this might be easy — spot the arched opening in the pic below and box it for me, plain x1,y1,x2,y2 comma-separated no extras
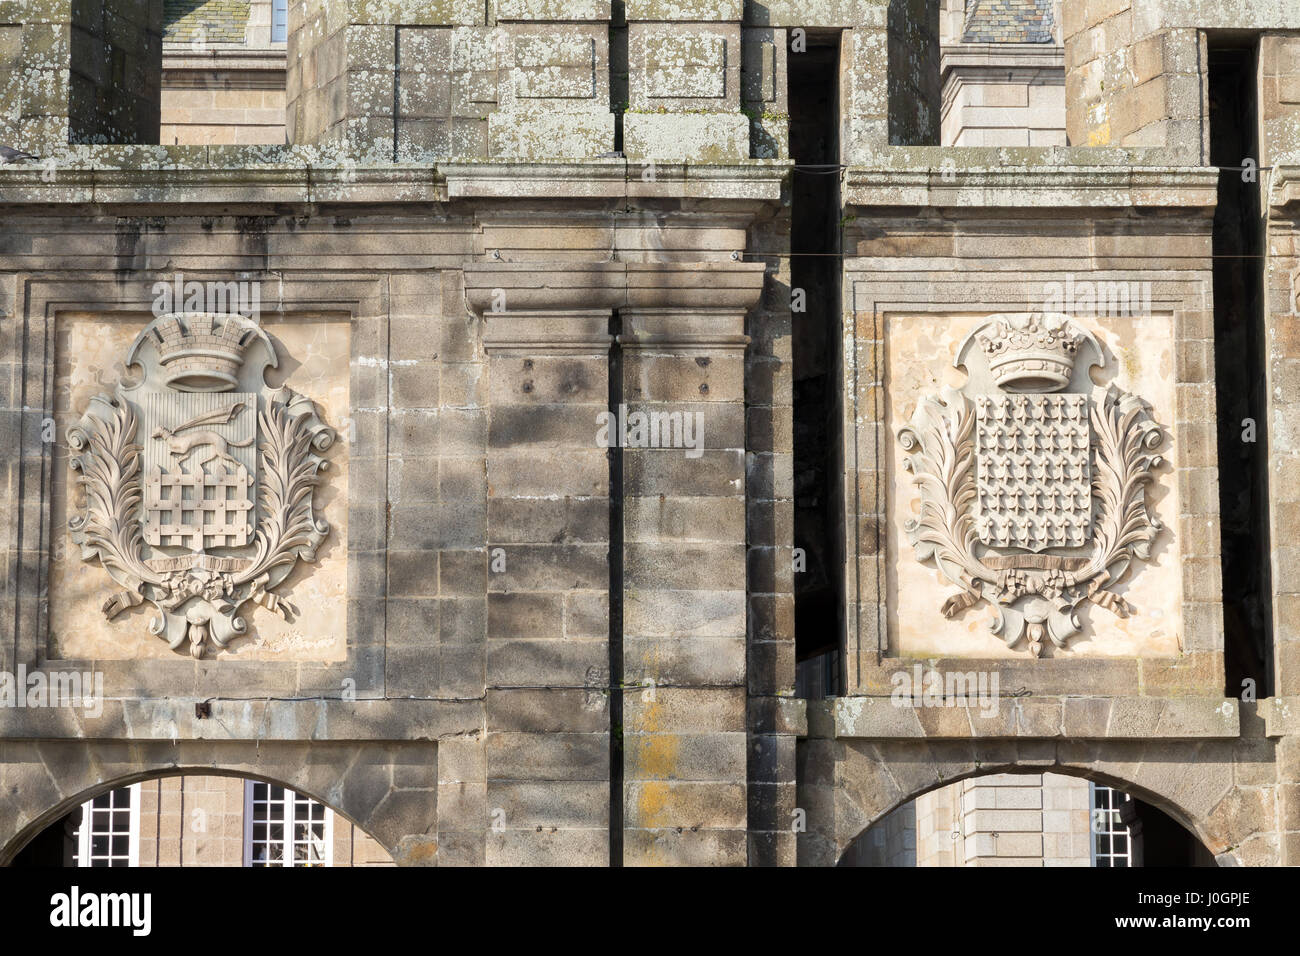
838,770,1216,867
7,772,393,868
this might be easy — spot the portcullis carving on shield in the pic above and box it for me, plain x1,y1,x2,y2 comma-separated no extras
896,313,1164,657
67,312,335,658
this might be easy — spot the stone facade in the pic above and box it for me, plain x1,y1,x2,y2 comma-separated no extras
0,0,1297,868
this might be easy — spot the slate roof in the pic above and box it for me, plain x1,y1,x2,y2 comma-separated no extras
163,0,251,44
963,0,1056,43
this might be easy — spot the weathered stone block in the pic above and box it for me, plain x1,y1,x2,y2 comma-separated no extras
488,109,615,159
623,111,749,161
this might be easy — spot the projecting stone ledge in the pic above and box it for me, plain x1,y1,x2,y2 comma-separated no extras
441,159,788,200
0,151,790,205
808,695,1243,741
844,164,1220,209
1261,696,1300,737
0,698,482,742
1269,165,1300,208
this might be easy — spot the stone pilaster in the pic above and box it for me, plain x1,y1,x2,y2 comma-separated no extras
286,0,486,154
742,25,788,159
466,271,614,866
1061,3,1203,156
488,1,615,159
619,281,756,865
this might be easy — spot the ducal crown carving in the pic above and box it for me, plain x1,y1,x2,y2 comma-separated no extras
977,312,1081,392
152,312,260,392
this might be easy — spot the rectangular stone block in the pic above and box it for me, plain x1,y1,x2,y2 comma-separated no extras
488,109,615,159
512,34,598,99
496,0,611,19
488,592,566,640
486,828,607,866
644,33,726,99
486,732,608,780
626,0,741,20
623,111,748,161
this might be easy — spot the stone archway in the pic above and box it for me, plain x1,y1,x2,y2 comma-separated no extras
796,737,1277,867
839,770,1215,866
0,739,438,866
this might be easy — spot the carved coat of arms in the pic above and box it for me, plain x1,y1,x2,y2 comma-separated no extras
897,313,1164,657
68,312,335,658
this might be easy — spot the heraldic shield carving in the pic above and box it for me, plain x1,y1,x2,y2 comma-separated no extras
896,313,1165,658
67,312,335,658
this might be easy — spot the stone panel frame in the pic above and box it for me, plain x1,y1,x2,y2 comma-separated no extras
6,273,391,700
841,243,1224,698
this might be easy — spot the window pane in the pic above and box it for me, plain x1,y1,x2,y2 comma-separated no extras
271,0,288,43
246,783,330,867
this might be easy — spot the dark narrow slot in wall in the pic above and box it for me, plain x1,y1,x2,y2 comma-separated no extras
611,1,628,153
1207,39,1274,698
789,35,844,697
607,311,624,866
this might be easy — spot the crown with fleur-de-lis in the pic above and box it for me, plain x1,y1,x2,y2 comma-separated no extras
977,313,1082,392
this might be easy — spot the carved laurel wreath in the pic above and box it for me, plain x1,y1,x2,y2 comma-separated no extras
897,384,1164,656
68,389,332,657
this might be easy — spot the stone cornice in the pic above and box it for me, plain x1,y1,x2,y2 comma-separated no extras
844,164,1220,209
162,47,287,72
482,309,613,354
618,307,751,351
0,161,447,205
0,156,789,207
1269,165,1300,210
442,160,789,201
941,42,1065,73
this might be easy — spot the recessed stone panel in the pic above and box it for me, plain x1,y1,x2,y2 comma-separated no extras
883,311,1183,660
512,34,597,99
643,33,726,98
48,313,351,662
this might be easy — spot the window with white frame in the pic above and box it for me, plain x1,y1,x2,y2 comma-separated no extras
1091,783,1133,867
74,784,140,867
244,782,333,866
